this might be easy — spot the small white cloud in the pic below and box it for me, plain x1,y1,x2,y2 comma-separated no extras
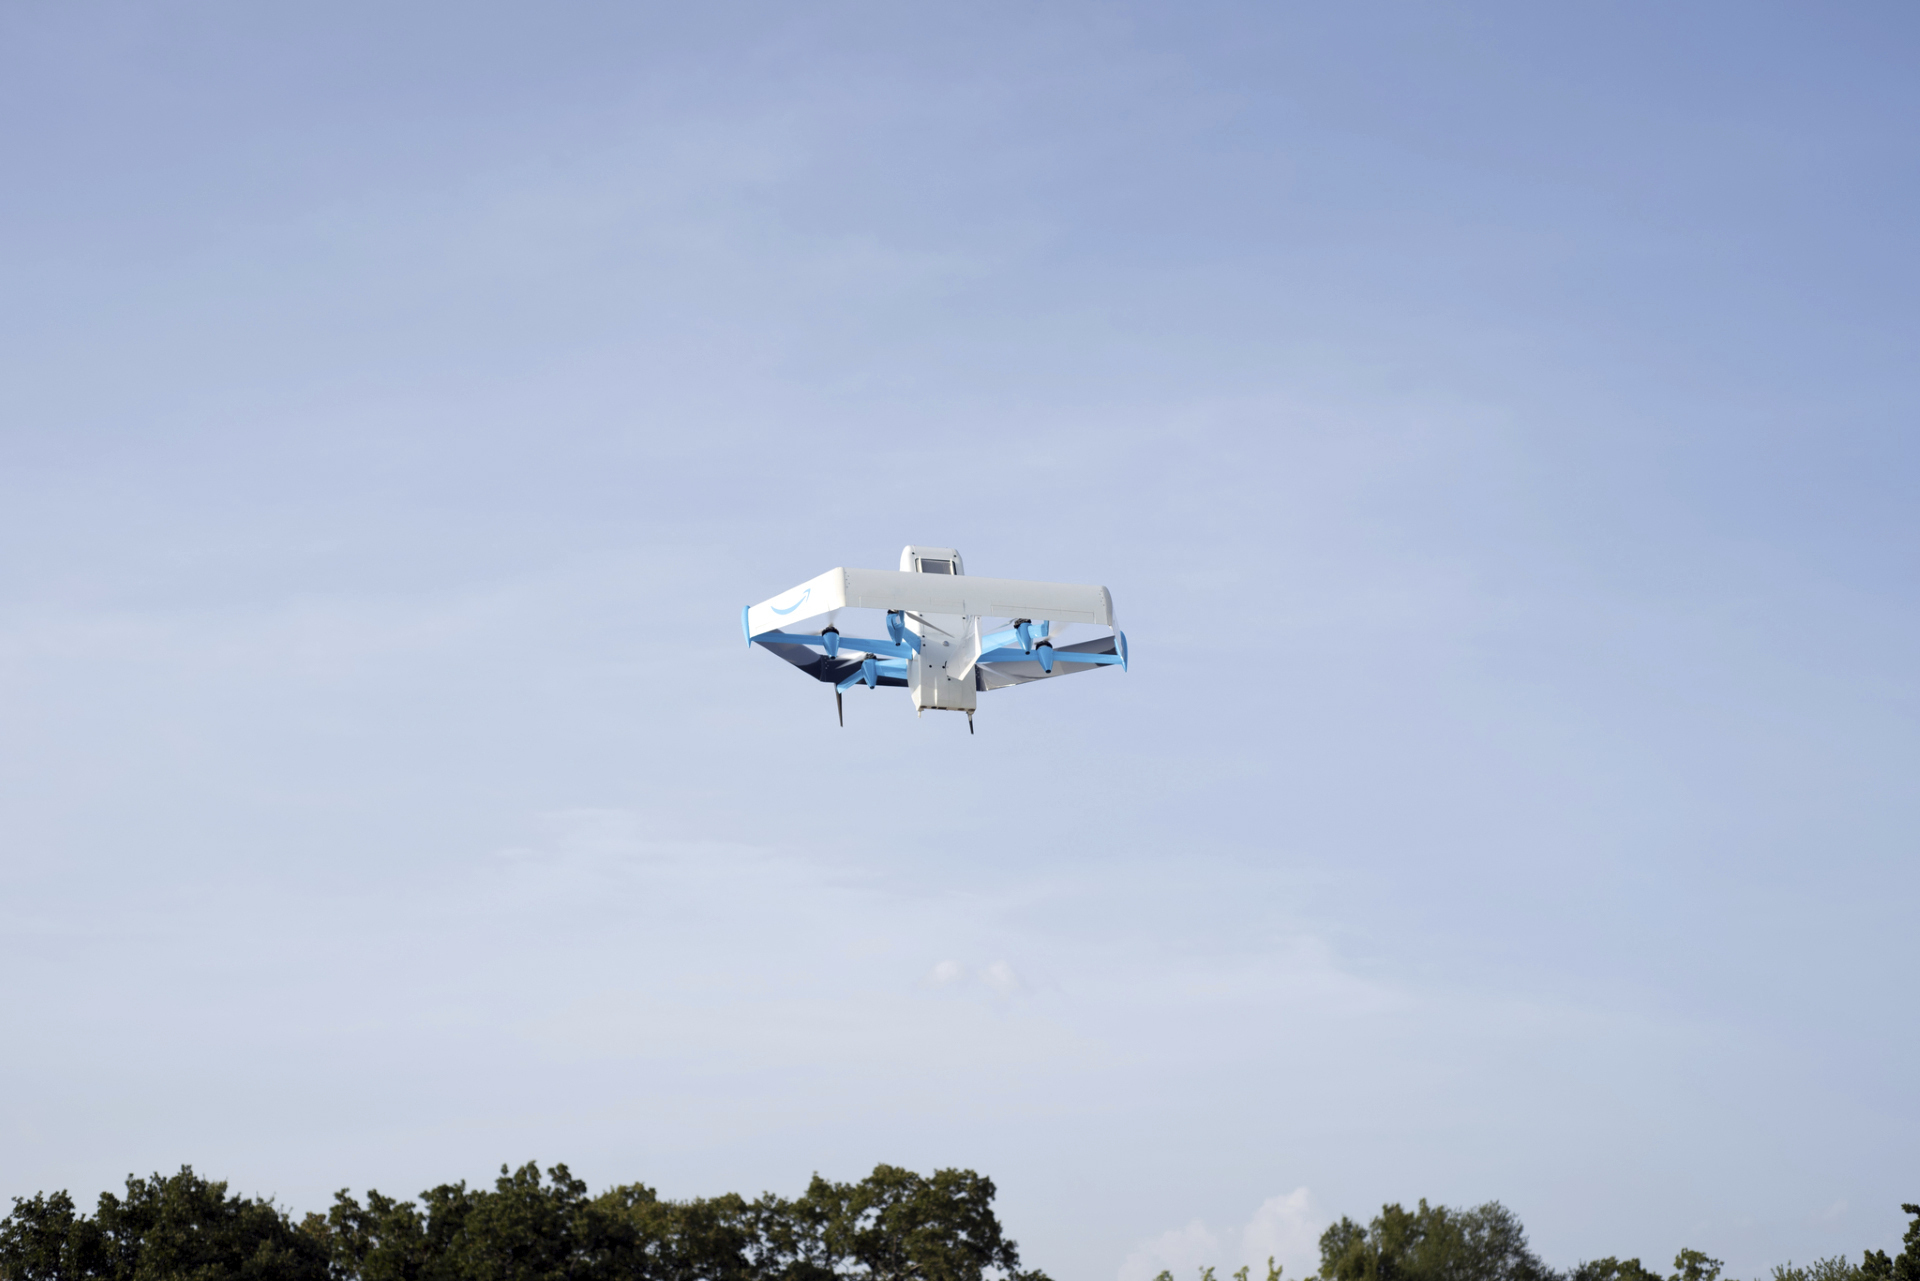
1119,1219,1220,1281
1118,1190,1322,1281
983,960,1022,995
1241,1188,1322,1281
927,959,965,986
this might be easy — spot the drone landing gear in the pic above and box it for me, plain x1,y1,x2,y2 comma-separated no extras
836,690,843,727
968,712,974,735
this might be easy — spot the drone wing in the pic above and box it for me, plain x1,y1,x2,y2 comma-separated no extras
755,636,911,688
974,632,1127,689
742,568,921,690
743,567,1124,696
744,568,1113,638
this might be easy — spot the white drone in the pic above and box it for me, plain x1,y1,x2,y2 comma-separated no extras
743,545,1128,731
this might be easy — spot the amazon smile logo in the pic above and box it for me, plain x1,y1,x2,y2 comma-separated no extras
770,588,811,615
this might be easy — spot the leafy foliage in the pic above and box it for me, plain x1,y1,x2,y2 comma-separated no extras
1770,1257,1872,1281
1569,1257,1664,1281
1315,1199,1554,1281
1899,1205,1920,1281
7,1172,1915,1281
0,1169,329,1281
1672,1250,1725,1281
1,1165,1043,1281
1178,1198,1919,1281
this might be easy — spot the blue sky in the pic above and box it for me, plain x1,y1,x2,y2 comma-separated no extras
2,4,1916,1278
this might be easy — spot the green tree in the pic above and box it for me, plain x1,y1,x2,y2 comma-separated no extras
1317,1199,1553,1281
321,1164,761,1281
1570,1258,1664,1281
593,1182,757,1281
1770,1257,1867,1281
1671,1249,1723,1281
313,1182,453,1281
1895,1205,1920,1281
315,1163,1032,1281
0,1190,105,1281
805,1166,1037,1281
0,1168,328,1281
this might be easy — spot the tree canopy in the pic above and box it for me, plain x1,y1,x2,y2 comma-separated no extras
1157,1198,1919,1281
1302,1201,1920,1281
6,1171,1915,1281
1314,1199,1554,1281
0,1164,1043,1281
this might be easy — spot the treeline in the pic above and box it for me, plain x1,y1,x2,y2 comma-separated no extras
4,1169,1915,1281
0,1163,1045,1281
1165,1198,1920,1281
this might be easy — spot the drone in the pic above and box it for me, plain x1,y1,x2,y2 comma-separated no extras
742,545,1128,731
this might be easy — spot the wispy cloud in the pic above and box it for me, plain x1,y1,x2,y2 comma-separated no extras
1119,1219,1221,1281
1120,1189,1322,1281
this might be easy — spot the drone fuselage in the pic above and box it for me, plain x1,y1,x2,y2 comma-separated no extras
743,545,1125,726
896,546,976,715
